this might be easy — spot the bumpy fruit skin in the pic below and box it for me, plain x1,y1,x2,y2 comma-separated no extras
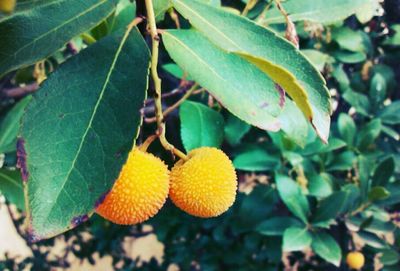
346,251,365,270
96,148,169,225
170,147,237,218
0,0,16,13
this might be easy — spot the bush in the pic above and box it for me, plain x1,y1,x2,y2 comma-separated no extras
0,0,399,270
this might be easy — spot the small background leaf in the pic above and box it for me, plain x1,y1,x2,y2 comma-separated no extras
180,101,224,152
275,174,310,223
311,232,342,267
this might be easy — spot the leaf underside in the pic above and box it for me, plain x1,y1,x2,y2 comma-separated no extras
171,0,331,142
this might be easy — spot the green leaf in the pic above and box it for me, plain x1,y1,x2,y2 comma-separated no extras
179,101,224,152
358,231,388,249
312,191,349,225
308,173,333,198
381,125,399,141
277,99,309,148
370,73,387,107
163,30,283,131
260,0,374,25
224,114,251,146
357,119,382,150
334,51,367,63
283,227,312,252
162,63,192,80
342,89,370,116
0,0,118,77
0,96,31,153
275,174,310,223
256,216,303,236
311,232,342,266
0,169,25,210
368,187,390,201
110,0,136,32
372,156,395,187
337,113,356,146
154,0,172,21
358,155,373,201
301,49,332,71
233,147,280,172
326,151,356,171
378,101,400,125
384,25,400,46
20,28,150,240
234,186,277,234
332,27,367,53
380,249,400,266
171,0,331,142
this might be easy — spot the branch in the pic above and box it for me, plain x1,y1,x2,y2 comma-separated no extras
145,0,187,161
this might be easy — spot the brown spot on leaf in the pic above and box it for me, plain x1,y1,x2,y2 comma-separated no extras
275,84,286,107
16,138,29,182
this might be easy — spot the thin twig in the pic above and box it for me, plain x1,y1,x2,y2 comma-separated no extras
145,84,199,123
3,83,38,98
242,0,258,16
145,0,187,161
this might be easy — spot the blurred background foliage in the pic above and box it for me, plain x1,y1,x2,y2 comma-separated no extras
1,0,400,270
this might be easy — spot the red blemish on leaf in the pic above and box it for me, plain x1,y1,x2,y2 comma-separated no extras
275,84,286,107
16,138,29,182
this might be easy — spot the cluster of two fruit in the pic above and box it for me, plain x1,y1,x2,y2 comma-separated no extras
96,146,238,224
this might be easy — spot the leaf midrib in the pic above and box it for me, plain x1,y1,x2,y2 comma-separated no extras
43,28,132,221
164,32,245,101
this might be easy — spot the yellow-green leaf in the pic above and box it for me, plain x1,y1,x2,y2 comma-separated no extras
171,0,331,142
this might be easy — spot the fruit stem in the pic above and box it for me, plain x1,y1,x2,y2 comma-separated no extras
139,135,158,152
145,0,188,161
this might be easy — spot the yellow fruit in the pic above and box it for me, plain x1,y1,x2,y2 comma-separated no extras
346,251,365,270
170,147,237,218
0,0,16,13
96,147,169,225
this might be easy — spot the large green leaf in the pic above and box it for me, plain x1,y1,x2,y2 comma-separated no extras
0,169,25,210
171,0,331,142
0,0,117,77
179,101,224,152
162,30,283,131
0,96,31,153
19,28,150,240
311,232,342,266
260,0,374,25
275,174,310,223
